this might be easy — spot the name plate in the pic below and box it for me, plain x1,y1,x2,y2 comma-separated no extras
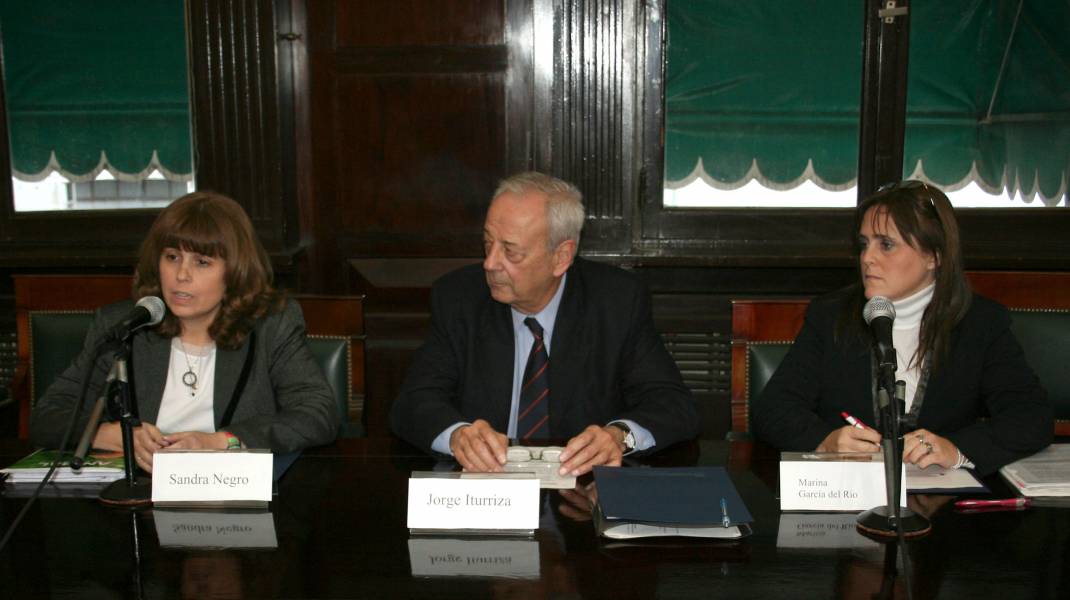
152,450,272,506
408,537,539,578
154,510,278,549
407,472,539,533
779,452,906,512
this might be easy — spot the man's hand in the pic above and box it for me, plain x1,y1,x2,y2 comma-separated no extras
815,425,881,453
556,481,599,522
557,425,623,476
450,419,508,472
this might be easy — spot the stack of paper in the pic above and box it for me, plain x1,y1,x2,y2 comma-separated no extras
0,449,124,484
999,444,1070,497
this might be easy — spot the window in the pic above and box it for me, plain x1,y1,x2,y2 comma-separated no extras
663,1,1069,208
0,1,193,212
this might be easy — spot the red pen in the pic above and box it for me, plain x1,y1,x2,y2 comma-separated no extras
954,498,1031,510
841,411,871,430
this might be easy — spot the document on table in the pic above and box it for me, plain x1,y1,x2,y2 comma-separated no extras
906,463,986,494
1000,444,1070,497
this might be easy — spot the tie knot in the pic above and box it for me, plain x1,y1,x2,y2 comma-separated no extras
523,317,544,339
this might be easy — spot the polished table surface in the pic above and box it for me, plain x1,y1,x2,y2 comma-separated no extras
1,437,1068,599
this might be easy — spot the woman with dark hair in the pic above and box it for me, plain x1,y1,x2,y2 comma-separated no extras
30,192,339,471
752,181,1052,475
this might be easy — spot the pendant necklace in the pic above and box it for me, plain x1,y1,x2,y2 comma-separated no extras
179,339,204,395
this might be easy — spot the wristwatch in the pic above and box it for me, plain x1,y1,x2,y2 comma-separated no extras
609,422,636,453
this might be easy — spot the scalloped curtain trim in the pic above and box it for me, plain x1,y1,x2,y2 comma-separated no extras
10,150,193,183
666,157,1068,205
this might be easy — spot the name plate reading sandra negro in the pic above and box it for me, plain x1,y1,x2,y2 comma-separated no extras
779,452,906,512
152,450,273,507
154,509,278,549
407,472,540,535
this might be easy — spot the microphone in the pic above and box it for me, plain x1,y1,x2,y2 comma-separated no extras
863,296,896,369
99,296,166,343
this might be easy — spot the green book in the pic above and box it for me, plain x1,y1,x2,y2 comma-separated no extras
1,449,124,483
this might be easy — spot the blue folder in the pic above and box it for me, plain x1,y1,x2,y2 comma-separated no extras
593,466,753,527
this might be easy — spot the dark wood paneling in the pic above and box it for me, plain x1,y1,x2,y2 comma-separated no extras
334,0,505,46
187,0,298,251
330,74,505,244
554,0,636,252
304,0,522,290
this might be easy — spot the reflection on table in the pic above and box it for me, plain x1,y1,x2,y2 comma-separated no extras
1,438,1067,598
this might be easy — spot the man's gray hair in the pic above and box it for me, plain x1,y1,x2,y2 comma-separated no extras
494,172,585,250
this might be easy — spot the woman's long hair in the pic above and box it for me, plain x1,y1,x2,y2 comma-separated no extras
838,181,972,371
133,191,283,349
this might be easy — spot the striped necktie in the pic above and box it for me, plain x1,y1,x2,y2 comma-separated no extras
517,317,550,440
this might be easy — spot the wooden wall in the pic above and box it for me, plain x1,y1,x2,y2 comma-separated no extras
0,0,1066,439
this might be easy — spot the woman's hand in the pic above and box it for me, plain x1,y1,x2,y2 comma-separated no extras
902,428,958,469
131,423,171,473
816,425,882,453
163,431,229,451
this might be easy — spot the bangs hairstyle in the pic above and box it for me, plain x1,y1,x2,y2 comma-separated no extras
839,180,971,370
133,191,283,349
494,172,585,250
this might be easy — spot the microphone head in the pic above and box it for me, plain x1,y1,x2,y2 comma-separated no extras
136,296,167,326
863,296,895,325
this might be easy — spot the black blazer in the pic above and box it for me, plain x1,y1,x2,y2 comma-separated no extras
390,257,698,453
30,299,340,453
751,288,1053,475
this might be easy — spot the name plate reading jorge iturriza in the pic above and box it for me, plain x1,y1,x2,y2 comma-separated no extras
152,449,273,506
779,452,906,512
407,472,540,534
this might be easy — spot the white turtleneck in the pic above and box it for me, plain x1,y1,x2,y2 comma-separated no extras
891,282,935,412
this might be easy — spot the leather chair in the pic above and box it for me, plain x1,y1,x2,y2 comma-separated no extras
307,334,365,437
1008,309,1070,436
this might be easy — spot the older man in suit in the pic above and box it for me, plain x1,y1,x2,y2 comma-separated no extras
390,172,698,475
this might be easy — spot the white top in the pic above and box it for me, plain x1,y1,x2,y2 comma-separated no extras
155,338,217,434
892,283,935,412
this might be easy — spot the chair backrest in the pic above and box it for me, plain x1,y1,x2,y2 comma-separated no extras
729,271,1070,437
306,335,364,437
729,300,808,433
13,275,366,439
1008,309,1070,436
28,312,95,414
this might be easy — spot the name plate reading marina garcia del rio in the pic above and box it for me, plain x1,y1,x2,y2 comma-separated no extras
779,452,906,512
152,449,273,507
407,472,540,535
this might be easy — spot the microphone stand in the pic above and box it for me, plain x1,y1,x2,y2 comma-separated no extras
99,337,152,507
857,352,930,538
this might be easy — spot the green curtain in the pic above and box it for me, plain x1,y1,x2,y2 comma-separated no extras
1,0,192,181
665,0,1070,204
665,1,863,189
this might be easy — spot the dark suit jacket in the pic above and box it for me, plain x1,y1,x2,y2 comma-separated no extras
390,257,698,453
30,299,340,452
751,287,1053,475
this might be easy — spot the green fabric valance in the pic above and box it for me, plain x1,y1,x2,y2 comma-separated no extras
1,0,192,181
665,0,1070,204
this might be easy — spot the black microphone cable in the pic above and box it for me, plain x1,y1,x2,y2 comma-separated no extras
0,344,111,553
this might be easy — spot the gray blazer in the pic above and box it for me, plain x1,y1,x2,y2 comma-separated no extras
29,298,339,452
